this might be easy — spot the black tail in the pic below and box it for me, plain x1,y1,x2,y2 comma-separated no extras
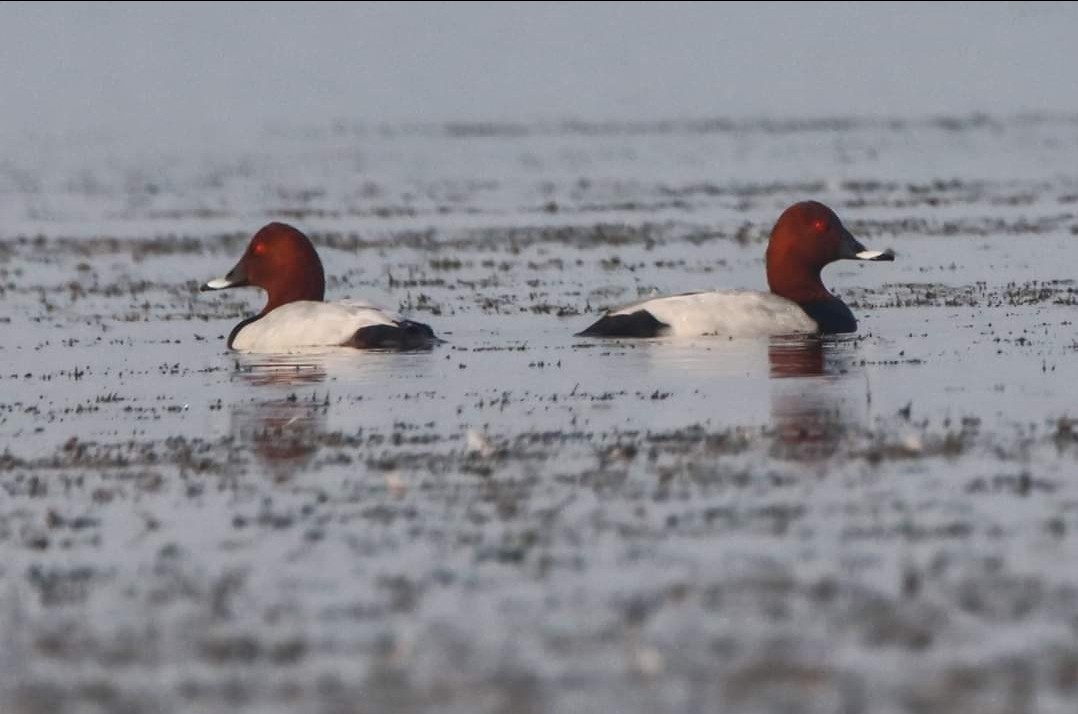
347,320,438,350
575,310,667,338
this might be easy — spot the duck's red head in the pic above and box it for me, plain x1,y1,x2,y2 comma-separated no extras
200,222,325,314
765,201,893,304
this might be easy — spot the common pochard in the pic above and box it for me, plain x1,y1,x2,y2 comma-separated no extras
201,222,437,352
577,201,894,338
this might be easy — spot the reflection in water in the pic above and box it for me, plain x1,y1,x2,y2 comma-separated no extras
607,333,873,457
229,355,331,482
226,348,438,481
223,336,868,474
768,337,827,379
768,336,865,460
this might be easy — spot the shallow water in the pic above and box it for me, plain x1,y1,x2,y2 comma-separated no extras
2,116,1078,714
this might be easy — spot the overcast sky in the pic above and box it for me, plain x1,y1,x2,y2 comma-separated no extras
2,1,1076,139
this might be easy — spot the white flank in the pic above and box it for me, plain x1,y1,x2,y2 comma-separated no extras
204,278,233,290
231,300,401,352
855,250,886,260
609,291,818,337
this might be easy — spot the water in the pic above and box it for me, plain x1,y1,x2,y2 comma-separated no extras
2,116,1078,713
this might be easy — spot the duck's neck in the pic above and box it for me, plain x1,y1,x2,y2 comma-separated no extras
260,272,325,315
768,267,857,333
767,266,834,306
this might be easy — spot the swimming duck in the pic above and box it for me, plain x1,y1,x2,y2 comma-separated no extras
577,201,893,337
201,222,437,352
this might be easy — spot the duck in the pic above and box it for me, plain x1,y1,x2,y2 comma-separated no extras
576,201,894,338
200,222,438,352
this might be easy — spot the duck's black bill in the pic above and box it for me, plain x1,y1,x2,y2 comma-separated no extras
838,228,895,262
199,261,249,291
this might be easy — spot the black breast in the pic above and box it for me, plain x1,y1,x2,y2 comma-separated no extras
798,298,858,334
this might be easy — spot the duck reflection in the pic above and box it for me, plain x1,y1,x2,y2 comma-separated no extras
226,348,440,481
229,355,330,482
768,335,864,460
768,336,827,379
591,332,871,453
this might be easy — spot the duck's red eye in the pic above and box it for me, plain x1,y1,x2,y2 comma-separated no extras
813,219,827,233
252,242,267,255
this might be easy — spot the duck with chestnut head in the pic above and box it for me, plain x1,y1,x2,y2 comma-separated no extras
201,222,438,352
577,201,894,338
